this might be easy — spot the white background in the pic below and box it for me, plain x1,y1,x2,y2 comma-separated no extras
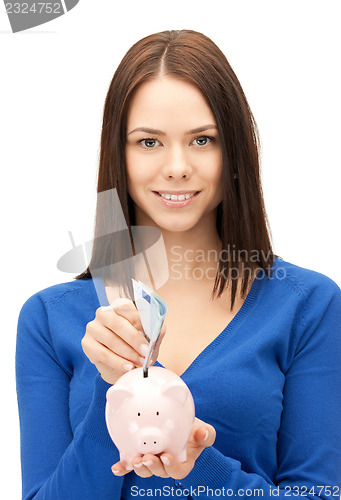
1,0,340,496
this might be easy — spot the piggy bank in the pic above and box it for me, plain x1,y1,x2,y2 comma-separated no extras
105,366,195,469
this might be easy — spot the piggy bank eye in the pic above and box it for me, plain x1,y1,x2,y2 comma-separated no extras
156,411,159,416
137,412,141,416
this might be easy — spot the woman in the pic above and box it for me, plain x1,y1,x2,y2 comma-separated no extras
16,30,341,499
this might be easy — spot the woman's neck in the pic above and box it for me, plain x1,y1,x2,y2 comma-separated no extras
141,223,223,293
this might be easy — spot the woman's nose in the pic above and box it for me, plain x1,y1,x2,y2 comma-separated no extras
162,145,193,180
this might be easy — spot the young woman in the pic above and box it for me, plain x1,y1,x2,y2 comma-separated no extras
16,30,341,500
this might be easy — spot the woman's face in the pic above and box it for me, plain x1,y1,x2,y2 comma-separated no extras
125,76,223,234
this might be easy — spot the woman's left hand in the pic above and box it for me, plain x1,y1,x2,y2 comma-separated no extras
111,417,216,480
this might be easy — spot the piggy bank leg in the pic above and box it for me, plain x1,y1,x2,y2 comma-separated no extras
119,450,141,470
171,447,187,463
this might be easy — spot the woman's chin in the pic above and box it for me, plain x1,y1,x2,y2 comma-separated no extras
152,218,199,234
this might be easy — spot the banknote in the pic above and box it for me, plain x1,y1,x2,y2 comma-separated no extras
132,279,167,377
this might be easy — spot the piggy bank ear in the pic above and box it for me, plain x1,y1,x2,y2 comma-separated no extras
162,381,188,406
106,385,134,409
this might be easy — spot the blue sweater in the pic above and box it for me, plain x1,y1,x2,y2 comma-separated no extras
16,258,341,500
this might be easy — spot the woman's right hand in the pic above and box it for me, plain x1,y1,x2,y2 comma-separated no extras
82,298,166,385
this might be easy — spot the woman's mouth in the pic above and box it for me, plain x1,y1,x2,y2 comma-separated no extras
152,191,200,207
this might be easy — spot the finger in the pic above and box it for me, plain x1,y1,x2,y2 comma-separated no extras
90,322,147,366
82,336,135,381
93,310,149,358
131,459,153,478
111,461,130,476
190,418,216,446
107,298,145,333
138,455,169,479
98,303,142,335
159,453,192,480
193,424,216,447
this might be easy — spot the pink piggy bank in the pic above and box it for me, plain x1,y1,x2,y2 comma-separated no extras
105,366,195,469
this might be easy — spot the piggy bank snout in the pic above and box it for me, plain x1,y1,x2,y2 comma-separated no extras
136,427,168,455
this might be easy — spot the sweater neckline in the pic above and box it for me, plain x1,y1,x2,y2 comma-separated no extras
155,269,262,379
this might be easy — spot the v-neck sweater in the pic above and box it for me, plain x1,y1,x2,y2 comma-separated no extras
16,258,341,499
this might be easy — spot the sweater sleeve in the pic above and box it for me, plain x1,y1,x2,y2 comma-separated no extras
179,278,341,500
16,293,123,500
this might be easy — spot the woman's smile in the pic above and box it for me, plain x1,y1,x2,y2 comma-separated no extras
152,190,201,207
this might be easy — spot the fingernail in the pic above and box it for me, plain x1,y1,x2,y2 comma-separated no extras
125,465,133,471
142,460,154,468
111,468,120,475
203,429,209,442
134,462,143,469
139,344,149,357
160,456,170,466
123,363,134,372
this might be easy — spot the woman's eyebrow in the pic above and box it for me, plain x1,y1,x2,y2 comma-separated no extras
127,124,218,136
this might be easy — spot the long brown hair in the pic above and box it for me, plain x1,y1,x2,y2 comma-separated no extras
76,29,275,309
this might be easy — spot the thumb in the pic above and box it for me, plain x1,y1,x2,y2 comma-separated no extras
193,423,216,448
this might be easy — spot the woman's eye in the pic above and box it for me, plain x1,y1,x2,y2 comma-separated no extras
138,136,213,148
139,138,160,148
193,136,213,146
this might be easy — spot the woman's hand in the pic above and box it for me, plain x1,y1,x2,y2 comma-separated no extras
82,298,166,385
111,417,216,480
